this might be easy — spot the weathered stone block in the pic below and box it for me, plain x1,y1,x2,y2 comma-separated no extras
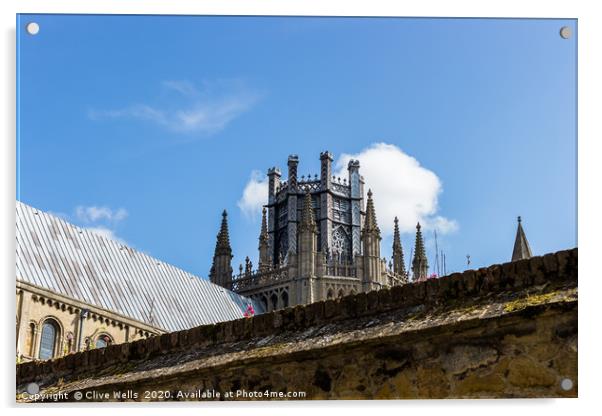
501,262,516,288
514,259,532,288
281,308,295,330
88,348,101,367
169,331,180,349
324,300,336,319
389,285,403,303
556,250,570,277
341,295,358,319
252,312,272,336
447,273,464,295
243,316,254,338
528,256,546,285
355,292,368,315
272,311,283,329
73,350,88,368
133,339,147,359
489,265,502,290
463,270,478,294
377,288,391,311
303,302,316,326
366,290,379,311
146,335,161,357
159,333,171,353
542,253,558,275
119,342,131,362
437,275,452,299
62,352,76,370
312,301,326,323
507,356,556,388
198,323,216,345
293,305,305,327
453,372,506,396
442,344,499,375
424,278,439,302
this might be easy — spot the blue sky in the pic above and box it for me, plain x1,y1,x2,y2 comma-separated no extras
17,15,577,278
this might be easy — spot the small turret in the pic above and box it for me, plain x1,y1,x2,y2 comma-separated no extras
361,190,382,286
288,155,299,191
392,217,406,276
412,222,428,281
209,210,233,289
363,189,381,237
298,191,318,302
512,216,533,261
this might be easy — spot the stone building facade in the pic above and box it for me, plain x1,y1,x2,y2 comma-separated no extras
16,281,159,363
209,151,431,311
16,201,262,363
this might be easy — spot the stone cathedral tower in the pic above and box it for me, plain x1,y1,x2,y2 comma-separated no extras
209,151,417,311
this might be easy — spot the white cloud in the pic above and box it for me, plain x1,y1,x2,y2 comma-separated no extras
334,143,458,237
162,80,198,97
75,205,128,223
89,80,260,135
237,170,268,219
86,226,127,245
72,205,129,244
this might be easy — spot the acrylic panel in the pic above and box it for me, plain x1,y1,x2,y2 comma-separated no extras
16,14,577,402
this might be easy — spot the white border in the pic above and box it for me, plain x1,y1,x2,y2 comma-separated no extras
2,1,600,414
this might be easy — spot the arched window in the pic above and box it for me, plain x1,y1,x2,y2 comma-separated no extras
337,288,345,298
39,320,59,360
327,288,334,299
95,334,112,349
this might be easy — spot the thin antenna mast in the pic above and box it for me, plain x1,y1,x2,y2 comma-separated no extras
409,247,413,281
434,230,440,276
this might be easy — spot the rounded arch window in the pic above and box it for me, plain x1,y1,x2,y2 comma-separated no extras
95,334,112,349
39,319,59,360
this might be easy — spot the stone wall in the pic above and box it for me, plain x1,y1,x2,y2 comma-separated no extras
16,248,578,401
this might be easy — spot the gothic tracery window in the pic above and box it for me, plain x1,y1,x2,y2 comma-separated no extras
332,225,351,261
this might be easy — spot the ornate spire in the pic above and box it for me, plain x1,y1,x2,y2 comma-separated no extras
215,209,232,255
512,216,532,261
209,209,233,289
363,189,380,237
299,191,317,233
412,222,428,281
259,207,268,245
258,207,271,270
392,216,406,275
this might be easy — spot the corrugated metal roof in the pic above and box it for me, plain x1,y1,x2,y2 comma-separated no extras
16,201,262,332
